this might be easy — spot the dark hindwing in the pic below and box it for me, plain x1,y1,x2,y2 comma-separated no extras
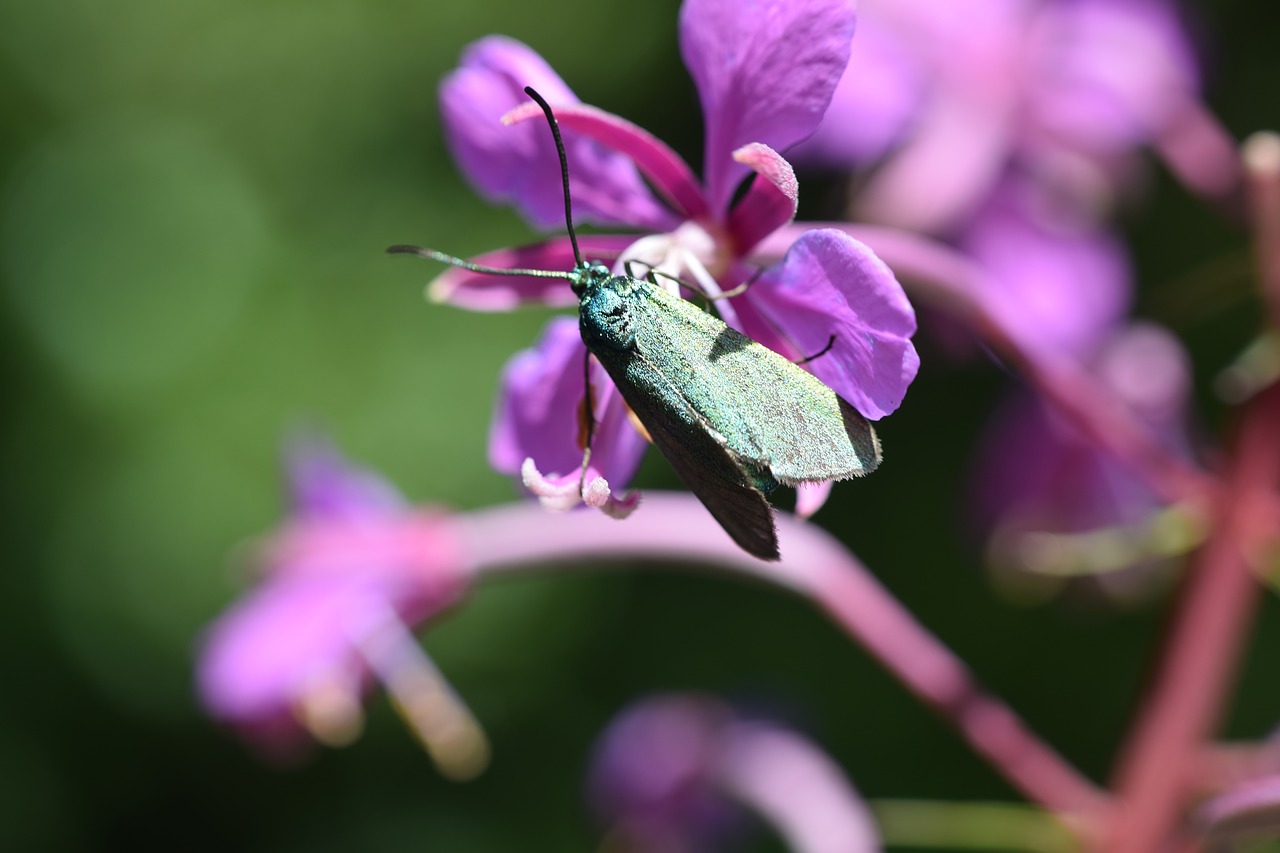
606,362,779,561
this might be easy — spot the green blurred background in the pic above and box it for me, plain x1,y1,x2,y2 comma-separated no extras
1,0,1278,849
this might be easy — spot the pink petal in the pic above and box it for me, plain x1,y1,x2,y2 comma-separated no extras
750,230,919,420
788,17,926,168
197,576,377,720
956,183,1132,360
489,318,649,491
680,0,857,213
718,723,881,853
439,37,672,231
1200,775,1280,845
589,696,738,843
426,235,635,311
285,437,407,520
794,481,833,520
726,143,799,255
854,91,1015,234
1027,0,1200,152
503,101,708,221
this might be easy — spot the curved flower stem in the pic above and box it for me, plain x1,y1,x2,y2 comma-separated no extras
715,722,881,853
761,224,1223,512
455,494,1107,820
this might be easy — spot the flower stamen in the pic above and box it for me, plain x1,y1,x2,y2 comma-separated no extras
353,604,490,781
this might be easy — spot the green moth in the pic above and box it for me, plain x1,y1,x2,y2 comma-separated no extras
391,87,881,560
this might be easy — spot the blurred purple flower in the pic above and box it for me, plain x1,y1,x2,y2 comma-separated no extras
590,694,880,853
793,0,1204,233
956,178,1133,360
591,696,740,852
196,441,488,776
429,0,918,515
971,323,1197,599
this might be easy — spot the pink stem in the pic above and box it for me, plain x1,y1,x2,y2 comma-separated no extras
715,722,881,853
1109,130,1280,850
456,493,1107,819
1105,382,1280,851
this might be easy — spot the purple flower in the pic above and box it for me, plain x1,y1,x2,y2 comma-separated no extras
430,0,918,514
792,0,1202,233
971,323,1197,601
196,441,488,776
589,694,880,852
590,696,740,851
955,177,1133,360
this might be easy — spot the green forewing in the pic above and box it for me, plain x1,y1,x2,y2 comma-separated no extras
618,282,881,484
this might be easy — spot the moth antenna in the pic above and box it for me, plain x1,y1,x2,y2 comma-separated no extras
795,334,838,366
522,86,583,268
386,245,575,280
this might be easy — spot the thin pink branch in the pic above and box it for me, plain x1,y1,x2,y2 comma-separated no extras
456,493,1107,819
1106,132,1280,850
1105,382,1280,850
716,722,881,853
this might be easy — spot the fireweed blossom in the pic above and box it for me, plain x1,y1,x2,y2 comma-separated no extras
195,441,490,778
430,0,919,517
972,322,1200,602
791,0,1230,235
589,694,880,853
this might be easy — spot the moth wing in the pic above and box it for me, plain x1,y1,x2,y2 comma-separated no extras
632,292,882,484
603,351,779,561
760,388,881,485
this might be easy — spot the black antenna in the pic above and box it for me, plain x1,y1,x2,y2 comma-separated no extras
522,86,583,268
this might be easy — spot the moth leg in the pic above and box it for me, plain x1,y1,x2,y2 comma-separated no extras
623,259,652,281
648,268,714,300
577,347,595,498
795,334,837,366
648,267,762,301
625,261,706,303
716,265,766,299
